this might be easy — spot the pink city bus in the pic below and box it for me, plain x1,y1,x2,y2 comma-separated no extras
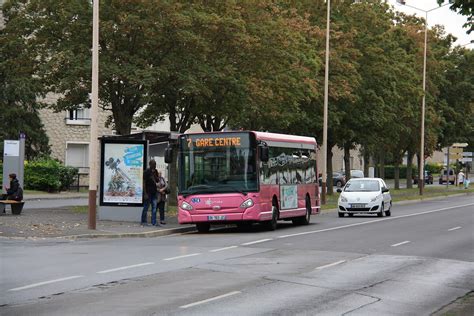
165,131,320,232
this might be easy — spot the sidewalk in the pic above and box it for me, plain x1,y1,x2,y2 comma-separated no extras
0,204,195,240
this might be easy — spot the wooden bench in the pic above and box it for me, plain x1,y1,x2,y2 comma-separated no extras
0,200,25,215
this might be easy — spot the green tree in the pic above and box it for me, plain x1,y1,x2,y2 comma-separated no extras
0,5,50,159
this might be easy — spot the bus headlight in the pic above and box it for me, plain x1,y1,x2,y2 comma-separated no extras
181,201,193,211
240,198,254,209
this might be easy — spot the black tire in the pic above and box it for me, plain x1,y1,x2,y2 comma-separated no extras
385,202,392,216
338,212,344,218
377,203,384,217
196,223,211,233
293,197,311,225
439,179,443,184
265,204,278,231
336,181,342,188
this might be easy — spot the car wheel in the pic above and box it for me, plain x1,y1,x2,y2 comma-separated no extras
196,223,211,233
338,212,344,218
439,179,443,184
385,202,391,216
377,203,384,217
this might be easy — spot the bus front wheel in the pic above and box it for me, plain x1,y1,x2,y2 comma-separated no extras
265,205,278,231
196,223,211,233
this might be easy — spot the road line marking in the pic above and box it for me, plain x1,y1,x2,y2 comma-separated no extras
241,239,272,246
391,241,411,247
163,253,201,261
8,276,84,291
180,291,241,309
278,203,474,239
97,262,154,274
210,246,238,252
448,226,462,231
315,260,346,270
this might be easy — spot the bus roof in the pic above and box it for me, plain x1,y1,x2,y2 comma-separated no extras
183,130,317,146
253,131,317,145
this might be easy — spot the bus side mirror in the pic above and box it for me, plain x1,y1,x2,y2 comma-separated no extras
259,145,269,162
164,147,173,163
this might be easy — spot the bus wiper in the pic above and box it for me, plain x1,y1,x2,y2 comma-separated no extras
182,185,213,198
218,184,248,196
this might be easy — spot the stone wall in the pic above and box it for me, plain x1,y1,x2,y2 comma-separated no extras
39,94,114,164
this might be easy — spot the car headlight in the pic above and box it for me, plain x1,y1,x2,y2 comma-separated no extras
370,195,381,202
181,201,193,211
240,198,254,209
340,196,348,203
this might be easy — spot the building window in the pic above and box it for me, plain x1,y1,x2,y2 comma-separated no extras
66,143,89,174
66,107,91,125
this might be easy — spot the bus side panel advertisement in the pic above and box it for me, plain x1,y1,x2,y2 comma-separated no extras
100,139,147,206
280,184,298,209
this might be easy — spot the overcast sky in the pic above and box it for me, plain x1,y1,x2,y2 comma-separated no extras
387,0,473,48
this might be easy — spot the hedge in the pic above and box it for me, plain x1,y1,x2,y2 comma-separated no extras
24,158,78,192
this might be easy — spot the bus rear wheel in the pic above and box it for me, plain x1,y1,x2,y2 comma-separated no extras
293,197,311,225
196,223,211,233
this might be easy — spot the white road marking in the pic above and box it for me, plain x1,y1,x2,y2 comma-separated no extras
180,291,241,309
97,262,154,274
241,239,272,246
163,253,201,261
210,246,238,252
448,226,462,231
8,276,84,291
391,241,411,247
315,260,346,270
278,203,474,239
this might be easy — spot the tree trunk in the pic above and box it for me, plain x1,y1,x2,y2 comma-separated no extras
406,150,413,189
167,145,178,207
343,142,351,181
112,103,133,135
327,146,334,195
379,150,385,179
394,162,400,190
363,151,369,177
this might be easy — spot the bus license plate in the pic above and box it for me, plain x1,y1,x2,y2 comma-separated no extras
350,204,366,208
208,215,226,221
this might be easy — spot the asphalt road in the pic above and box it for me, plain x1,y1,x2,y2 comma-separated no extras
1,195,473,315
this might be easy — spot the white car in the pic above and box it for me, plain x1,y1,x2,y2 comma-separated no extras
337,178,392,217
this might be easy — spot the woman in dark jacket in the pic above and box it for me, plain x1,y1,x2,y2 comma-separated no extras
3,173,23,201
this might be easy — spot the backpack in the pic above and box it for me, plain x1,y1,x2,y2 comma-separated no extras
14,187,23,201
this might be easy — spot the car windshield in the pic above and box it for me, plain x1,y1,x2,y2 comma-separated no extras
344,180,380,192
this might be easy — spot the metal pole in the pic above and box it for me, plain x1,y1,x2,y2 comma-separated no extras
419,11,427,196
321,0,330,205
88,0,100,229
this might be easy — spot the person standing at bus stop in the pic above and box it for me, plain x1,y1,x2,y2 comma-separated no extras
141,160,158,226
156,171,168,225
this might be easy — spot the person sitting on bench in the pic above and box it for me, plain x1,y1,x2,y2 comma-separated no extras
2,173,23,213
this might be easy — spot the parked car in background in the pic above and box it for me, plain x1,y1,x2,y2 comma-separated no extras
337,178,392,218
318,172,346,187
350,169,364,178
413,170,433,184
439,169,455,184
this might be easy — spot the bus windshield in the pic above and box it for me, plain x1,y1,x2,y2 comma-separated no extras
178,133,258,195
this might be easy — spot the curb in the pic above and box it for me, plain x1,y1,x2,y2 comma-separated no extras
24,195,88,201
63,226,197,240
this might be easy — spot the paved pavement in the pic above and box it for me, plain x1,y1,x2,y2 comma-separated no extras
1,192,195,239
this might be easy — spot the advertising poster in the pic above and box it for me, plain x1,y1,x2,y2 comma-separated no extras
280,184,298,210
100,140,147,206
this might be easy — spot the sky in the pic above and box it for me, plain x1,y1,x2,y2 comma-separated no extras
387,0,473,48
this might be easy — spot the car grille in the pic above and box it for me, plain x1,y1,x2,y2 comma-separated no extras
347,208,371,212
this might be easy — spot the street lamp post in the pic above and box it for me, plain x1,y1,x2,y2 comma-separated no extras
396,0,449,195
88,0,100,229
321,0,330,205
